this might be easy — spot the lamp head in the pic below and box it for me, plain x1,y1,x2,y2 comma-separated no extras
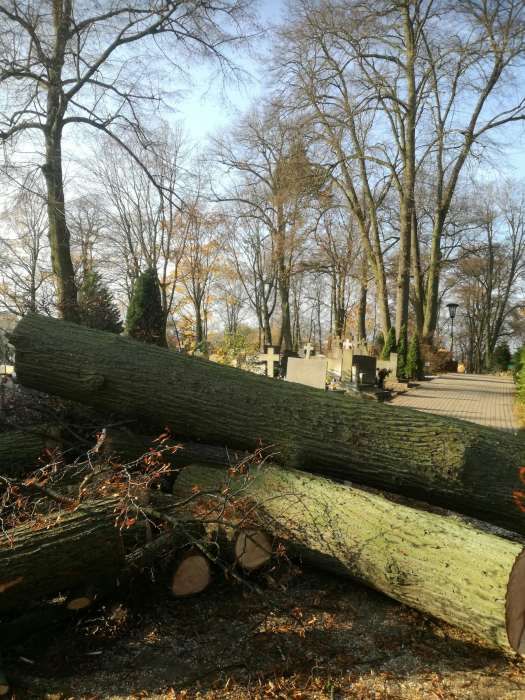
446,302,459,320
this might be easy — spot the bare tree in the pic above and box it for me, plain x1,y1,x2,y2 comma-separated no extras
276,0,525,347
0,184,53,315
179,206,223,351
226,216,277,348
274,0,395,337
93,128,189,328
451,184,525,371
0,0,254,319
214,104,321,353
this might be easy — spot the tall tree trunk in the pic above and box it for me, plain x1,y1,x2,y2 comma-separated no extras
277,272,293,353
43,129,78,322
422,212,445,344
395,5,416,342
45,1,78,322
411,209,425,335
356,256,368,343
194,305,205,348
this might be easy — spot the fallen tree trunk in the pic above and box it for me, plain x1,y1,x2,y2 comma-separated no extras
173,463,525,655
0,425,61,478
0,499,125,614
0,489,211,614
11,314,525,534
95,427,248,468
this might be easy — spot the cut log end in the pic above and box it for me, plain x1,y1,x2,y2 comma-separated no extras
66,595,93,611
235,530,272,571
506,550,525,653
171,553,211,597
0,657,9,697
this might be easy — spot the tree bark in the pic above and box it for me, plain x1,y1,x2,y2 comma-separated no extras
0,498,124,614
11,313,525,535
356,256,368,343
95,427,249,469
43,129,79,322
395,3,417,342
175,463,525,654
0,426,61,478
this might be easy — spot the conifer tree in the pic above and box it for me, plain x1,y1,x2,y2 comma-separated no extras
126,269,166,347
381,327,397,360
396,324,408,380
78,271,122,334
406,332,424,380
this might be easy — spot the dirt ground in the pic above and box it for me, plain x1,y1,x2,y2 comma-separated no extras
5,565,525,700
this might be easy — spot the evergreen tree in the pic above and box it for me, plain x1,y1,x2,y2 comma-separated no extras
381,327,397,360
78,270,122,334
375,331,385,356
396,324,408,380
493,342,511,372
406,332,424,380
126,268,166,346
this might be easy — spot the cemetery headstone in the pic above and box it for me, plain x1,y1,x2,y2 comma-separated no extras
285,357,328,390
303,342,315,359
341,349,354,382
353,354,377,386
258,346,280,378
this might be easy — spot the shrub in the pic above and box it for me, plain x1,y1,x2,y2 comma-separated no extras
421,345,457,374
514,347,525,404
492,342,511,372
78,270,122,334
126,269,166,347
381,327,397,360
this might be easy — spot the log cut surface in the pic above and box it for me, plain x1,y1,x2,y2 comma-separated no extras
11,314,525,534
171,552,211,597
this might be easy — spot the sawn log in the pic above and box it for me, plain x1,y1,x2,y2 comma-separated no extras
174,463,525,654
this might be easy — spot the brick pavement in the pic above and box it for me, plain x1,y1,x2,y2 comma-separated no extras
390,373,519,432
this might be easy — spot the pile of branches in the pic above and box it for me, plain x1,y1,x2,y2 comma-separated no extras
0,429,278,697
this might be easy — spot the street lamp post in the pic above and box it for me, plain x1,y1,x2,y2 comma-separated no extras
446,302,459,356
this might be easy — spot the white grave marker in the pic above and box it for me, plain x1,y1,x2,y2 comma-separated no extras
303,342,315,359
258,346,279,377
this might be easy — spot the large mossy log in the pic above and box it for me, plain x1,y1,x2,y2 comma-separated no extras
174,463,525,654
0,426,61,478
0,491,204,615
0,499,125,614
11,314,525,534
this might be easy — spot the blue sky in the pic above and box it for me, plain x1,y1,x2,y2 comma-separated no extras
172,0,525,182
173,0,283,143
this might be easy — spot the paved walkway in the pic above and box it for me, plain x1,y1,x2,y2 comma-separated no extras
390,373,519,432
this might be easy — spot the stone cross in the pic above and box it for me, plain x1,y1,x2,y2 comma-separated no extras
259,346,279,377
342,339,352,350
303,342,315,359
